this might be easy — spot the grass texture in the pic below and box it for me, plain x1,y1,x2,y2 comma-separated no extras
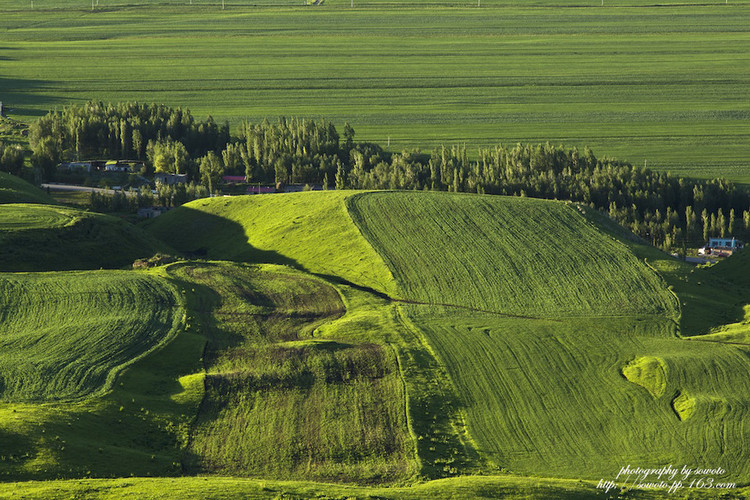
348,191,676,317
0,3,749,181
1,475,748,500
0,203,168,271
163,261,416,483
144,191,397,296
0,270,180,402
3,188,750,497
403,309,750,480
346,191,750,482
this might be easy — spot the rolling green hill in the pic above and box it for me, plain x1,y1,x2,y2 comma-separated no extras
164,262,416,483
0,270,180,402
3,189,750,498
0,172,54,205
344,191,750,481
348,191,677,316
144,192,397,296
0,204,168,271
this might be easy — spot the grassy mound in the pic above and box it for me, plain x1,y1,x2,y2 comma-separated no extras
0,270,180,402
0,204,168,271
0,172,54,205
144,192,397,296
348,191,676,317
622,356,667,398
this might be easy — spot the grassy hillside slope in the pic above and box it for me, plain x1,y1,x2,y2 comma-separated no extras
347,191,750,482
145,192,397,296
348,191,676,317
0,204,167,271
164,262,416,483
4,189,750,497
407,308,750,479
0,173,54,205
0,271,180,402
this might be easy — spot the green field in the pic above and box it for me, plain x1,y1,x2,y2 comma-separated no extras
0,203,168,271
0,270,179,401
3,475,750,500
145,191,398,296
165,262,416,483
3,189,750,497
148,190,750,487
347,192,676,316
344,191,750,480
1,2,749,181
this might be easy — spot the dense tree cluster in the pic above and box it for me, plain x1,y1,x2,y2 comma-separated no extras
89,183,209,212
29,101,230,178
230,117,349,185
28,104,750,250
0,141,25,176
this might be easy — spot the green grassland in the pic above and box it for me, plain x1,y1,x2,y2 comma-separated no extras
0,173,54,205
1,3,749,181
0,267,193,481
3,189,750,498
144,191,398,296
147,190,750,486
344,191,750,481
0,203,168,271
405,308,750,480
347,191,676,316
3,475,750,500
163,261,417,483
0,270,179,401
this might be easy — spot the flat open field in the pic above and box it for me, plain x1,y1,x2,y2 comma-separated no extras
1,2,749,181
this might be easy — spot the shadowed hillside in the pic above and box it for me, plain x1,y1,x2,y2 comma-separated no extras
0,172,54,205
0,204,169,271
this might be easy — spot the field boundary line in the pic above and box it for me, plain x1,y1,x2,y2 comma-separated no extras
385,340,423,478
394,304,486,473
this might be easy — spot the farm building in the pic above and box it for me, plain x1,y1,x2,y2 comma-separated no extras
154,173,188,185
137,206,170,218
698,237,744,257
223,175,247,184
104,160,144,172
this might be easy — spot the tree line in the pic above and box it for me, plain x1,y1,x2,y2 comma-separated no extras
26,102,750,251
88,183,210,213
28,101,230,179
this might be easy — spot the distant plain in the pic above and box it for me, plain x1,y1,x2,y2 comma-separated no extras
1,0,749,181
